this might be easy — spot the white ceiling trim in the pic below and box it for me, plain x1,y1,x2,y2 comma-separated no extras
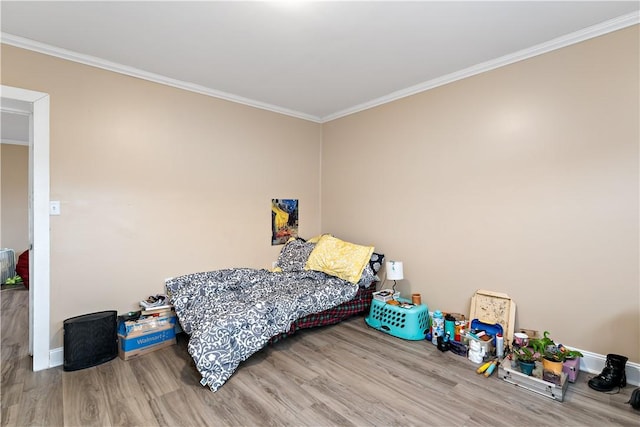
2,10,638,124
324,11,640,122
1,33,321,123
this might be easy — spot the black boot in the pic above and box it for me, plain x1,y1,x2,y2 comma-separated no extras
588,354,628,392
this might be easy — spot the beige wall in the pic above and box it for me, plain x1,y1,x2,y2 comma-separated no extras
322,26,639,362
0,143,29,256
1,45,323,347
1,26,638,361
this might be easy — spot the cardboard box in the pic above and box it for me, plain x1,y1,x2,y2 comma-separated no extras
118,326,176,360
118,312,176,336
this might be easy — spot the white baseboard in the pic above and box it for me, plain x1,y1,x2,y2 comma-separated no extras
49,347,63,368
577,348,639,387
47,344,639,386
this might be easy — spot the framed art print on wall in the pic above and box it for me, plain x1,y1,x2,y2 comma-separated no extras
271,199,298,245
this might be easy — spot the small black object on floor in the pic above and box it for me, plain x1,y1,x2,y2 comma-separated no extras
63,310,118,371
588,353,628,392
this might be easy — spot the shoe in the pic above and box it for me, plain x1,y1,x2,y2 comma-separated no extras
588,353,627,392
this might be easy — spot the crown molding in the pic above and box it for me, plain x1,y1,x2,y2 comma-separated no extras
322,11,640,122
0,33,323,123
2,10,637,124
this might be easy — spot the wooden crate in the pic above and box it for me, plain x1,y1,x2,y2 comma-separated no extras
499,357,569,402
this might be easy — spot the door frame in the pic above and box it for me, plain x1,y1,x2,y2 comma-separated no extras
1,85,50,371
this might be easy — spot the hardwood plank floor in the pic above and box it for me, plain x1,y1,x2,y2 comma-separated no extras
1,287,637,426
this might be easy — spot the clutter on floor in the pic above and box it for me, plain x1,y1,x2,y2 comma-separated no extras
117,294,177,360
365,288,631,404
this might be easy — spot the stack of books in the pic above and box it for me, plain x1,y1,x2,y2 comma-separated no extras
373,289,394,302
140,294,168,308
139,294,172,316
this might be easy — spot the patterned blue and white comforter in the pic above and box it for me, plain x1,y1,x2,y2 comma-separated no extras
165,268,358,391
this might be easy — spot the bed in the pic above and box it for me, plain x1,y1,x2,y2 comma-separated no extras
166,235,383,392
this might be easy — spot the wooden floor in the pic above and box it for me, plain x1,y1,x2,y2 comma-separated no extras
1,288,637,427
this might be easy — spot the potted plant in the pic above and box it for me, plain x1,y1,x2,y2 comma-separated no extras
511,346,540,376
529,331,583,375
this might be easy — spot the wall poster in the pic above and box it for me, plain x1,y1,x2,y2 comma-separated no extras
271,199,298,245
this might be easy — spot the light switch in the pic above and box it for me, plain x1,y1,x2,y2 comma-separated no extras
50,201,61,215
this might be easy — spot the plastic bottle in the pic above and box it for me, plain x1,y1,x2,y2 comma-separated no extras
432,310,444,345
496,333,504,358
444,314,456,342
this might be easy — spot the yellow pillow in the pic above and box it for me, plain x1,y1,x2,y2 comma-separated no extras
305,235,374,284
307,234,329,244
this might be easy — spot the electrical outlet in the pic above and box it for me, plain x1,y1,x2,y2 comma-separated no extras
49,201,61,215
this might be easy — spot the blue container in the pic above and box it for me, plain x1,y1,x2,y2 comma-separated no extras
470,319,503,345
365,298,429,340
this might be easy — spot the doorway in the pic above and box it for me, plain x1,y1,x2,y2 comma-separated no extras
1,85,50,371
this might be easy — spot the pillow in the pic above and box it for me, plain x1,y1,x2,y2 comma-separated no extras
307,234,329,244
357,264,376,287
357,252,385,287
275,238,316,272
305,235,374,284
369,252,385,274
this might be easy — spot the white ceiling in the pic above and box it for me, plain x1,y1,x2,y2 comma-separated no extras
1,98,31,145
1,1,639,124
1,111,29,145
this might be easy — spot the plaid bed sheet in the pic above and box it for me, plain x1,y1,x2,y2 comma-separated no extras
269,285,375,343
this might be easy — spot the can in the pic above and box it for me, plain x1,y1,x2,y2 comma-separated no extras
444,314,456,342
496,333,504,358
432,310,444,345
